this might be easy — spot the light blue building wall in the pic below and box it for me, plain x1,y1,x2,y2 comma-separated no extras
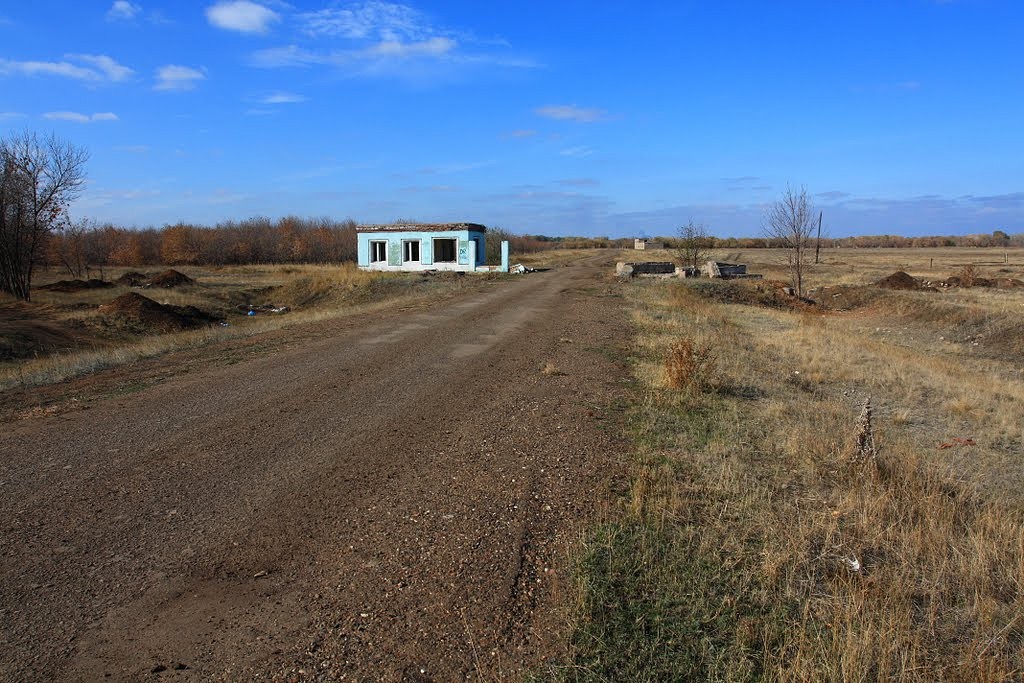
357,223,492,272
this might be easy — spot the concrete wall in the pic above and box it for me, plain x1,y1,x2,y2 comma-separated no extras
357,230,486,271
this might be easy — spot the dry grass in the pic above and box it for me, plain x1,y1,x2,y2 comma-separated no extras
552,259,1024,681
1,263,478,392
662,337,716,392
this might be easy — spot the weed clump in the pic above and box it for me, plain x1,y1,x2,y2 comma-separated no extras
663,337,716,391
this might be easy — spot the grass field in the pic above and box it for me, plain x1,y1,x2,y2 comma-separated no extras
549,247,1024,681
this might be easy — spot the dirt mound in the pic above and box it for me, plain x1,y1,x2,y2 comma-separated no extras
38,278,114,293
99,293,219,333
147,270,194,288
686,279,814,311
0,320,84,360
995,277,1024,289
115,271,150,287
813,284,883,311
875,271,921,290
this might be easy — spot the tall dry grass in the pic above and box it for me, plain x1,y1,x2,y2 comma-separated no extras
551,276,1024,681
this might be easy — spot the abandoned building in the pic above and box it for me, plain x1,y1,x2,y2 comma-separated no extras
356,223,509,273
634,238,665,250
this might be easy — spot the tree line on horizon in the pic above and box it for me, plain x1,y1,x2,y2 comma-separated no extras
4,130,1020,301
44,219,1022,275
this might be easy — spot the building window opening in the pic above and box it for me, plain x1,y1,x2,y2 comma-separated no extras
433,238,457,263
403,240,420,262
370,240,387,263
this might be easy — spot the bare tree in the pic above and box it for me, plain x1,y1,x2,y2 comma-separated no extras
52,216,90,278
763,186,815,297
676,219,712,269
0,131,88,300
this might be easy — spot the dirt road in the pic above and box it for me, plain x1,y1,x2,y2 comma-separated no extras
0,255,631,681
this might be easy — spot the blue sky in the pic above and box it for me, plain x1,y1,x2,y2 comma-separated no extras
1,1,1022,237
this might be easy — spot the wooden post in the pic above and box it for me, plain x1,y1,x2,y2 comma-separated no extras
814,211,822,264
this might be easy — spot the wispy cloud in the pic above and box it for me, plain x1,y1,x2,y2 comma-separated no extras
818,190,852,200
0,111,25,121
114,144,150,153
297,2,432,41
106,1,140,21
967,192,1024,204
251,2,534,83
66,53,134,81
259,91,307,104
507,129,537,138
400,184,460,193
43,111,119,123
0,54,133,83
560,145,595,158
155,64,206,91
206,0,280,34
559,178,600,187
535,105,608,123
250,37,460,73
415,160,494,175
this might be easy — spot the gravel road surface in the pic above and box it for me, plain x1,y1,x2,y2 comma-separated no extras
0,255,631,681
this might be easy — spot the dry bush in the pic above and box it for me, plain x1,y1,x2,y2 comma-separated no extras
663,337,716,391
959,263,979,287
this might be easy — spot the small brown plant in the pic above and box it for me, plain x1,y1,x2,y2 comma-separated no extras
664,337,716,390
959,264,978,287
541,361,563,376
851,396,878,462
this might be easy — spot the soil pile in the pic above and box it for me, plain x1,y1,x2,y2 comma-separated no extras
813,285,882,311
687,279,814,311
115,271,149,287
937,275,1024,289
148,270,194,288
38,278,114,292
875,271,921,290
99,293,218,333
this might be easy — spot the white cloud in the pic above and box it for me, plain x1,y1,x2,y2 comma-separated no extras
106,1,140,21
155,64,206,91
260,91,307,104
0,111,25,121
249,45,318,68
298,2,430,41
0,54,133,83
206,0,280,34
114,144,150,153
250,38,457,69
65,54,134,81
43,111,119,123
366,37,454,58
253,2,534,83
1,58,99,81
535,105,608,123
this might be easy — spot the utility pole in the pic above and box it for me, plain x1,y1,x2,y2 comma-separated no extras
814,211,823,264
